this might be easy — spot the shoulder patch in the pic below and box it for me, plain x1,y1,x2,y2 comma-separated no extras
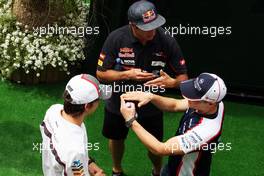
98,52,106,66
180,59,186,66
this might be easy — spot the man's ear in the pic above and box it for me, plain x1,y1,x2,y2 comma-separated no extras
84,103,92,110
130,23,137,29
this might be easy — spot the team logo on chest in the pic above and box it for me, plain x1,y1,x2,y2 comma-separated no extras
118,47,135,58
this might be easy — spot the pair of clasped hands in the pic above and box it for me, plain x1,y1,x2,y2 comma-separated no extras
125,68,174,88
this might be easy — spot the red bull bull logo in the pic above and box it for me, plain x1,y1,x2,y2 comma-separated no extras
142,9,156,23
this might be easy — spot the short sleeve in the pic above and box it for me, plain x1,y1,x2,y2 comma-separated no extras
97,33,119,71
65,152,89,176
165,36,187,76
176,121,218,154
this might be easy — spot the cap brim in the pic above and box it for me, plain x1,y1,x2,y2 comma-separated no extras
136,15,166,31
180,79,203,100
85,74,112,101
99,84,112,100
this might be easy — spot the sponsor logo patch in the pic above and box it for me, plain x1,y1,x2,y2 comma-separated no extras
98,59,103,66
192,131,203,142
99,53,106,60
118,48,135,58
142,9,156,23
181,136,189,149
120,47,133,53
71,160,84,176
180,59,186,66
98,52,105,66
123,59,135,66
118,53,135,58
194,78,202,91
188,134,198,144
151,61,166,67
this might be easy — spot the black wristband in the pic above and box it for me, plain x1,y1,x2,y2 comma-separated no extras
125,113,138,128
88,156,95,165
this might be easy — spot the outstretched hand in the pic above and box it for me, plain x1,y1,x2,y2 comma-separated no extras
121,91,153,108
144,70,175,88
126,68,155,81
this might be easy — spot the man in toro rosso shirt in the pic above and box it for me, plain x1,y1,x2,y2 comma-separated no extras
96,1,188,176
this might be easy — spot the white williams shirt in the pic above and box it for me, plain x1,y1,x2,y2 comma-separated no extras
40,104,90,176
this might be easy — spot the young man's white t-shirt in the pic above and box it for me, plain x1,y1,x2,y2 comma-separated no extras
40,104,90,176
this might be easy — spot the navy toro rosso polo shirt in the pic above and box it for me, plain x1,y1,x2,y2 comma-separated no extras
97,25,187,116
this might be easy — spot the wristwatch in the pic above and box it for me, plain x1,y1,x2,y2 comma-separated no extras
125,113,138,128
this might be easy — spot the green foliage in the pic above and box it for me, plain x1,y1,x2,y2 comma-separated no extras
83,0,90,4
0,0,89,79
63,0,79,15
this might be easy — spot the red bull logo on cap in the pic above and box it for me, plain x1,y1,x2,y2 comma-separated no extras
142,9,156,23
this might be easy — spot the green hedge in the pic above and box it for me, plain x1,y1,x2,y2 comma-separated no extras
83,0,90,3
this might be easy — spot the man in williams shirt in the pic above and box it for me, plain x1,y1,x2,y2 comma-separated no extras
120,73,227,176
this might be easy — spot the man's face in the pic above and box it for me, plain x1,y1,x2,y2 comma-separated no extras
131,24,156,42
188,100,213,113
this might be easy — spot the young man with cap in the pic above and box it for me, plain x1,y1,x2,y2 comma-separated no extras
96,1,188,175
40,74,108,176
120,73,227,176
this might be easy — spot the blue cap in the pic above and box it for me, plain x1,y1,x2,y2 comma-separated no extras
180,73,227,102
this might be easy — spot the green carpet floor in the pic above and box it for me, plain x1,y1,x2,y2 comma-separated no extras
0,80,264,176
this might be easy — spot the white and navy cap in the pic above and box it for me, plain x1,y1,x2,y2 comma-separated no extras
128,0,166,31
180,73,227,103
65,74,112,104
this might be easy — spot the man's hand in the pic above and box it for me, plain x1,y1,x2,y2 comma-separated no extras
144,70,175,88
120,96,136,121
126,68,155,81
121,92,153,107
88,162,105,176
